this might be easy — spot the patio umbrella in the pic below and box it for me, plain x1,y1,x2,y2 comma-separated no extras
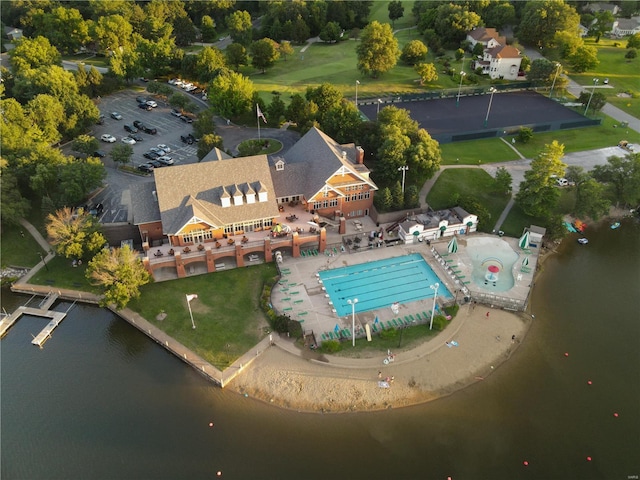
522,256,530,267
447,236,458,253
272,224,283,233
518,231,530,249
307,221,319,227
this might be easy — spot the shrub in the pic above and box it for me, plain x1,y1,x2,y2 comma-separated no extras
379,328,398,340
320,339,342,353
444,304,459,317
431,315,448,331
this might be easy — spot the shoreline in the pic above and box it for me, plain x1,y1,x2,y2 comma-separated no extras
228,305,533,413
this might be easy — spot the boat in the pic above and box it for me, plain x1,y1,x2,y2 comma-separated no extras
564,221,577,233
611,222,621,230
573,219,587,232
577,238,589,245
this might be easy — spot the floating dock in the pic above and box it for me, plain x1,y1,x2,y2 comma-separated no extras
0,293,73,347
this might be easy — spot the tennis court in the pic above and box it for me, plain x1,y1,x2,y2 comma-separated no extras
319,253,452,317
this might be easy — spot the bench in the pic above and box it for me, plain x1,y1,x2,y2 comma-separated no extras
248,254,259,262
215,263,225,269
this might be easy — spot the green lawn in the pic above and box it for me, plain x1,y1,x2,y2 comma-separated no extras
567,38,640,118
369,0,417,31
426,168,510,231
28,255,100,292
61,54,108,68
127,264,278,369
506,115,638,159
440,138,520,165
0,223,47,270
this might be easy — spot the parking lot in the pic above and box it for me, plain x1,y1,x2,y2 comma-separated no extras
84,88,202,224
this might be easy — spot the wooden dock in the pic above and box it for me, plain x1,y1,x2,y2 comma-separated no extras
0,293,72,347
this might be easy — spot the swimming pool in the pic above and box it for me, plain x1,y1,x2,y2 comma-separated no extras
318,253,452,317
466,237,518,292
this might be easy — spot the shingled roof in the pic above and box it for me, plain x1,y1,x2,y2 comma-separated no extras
153,155,279,235
488,44,521,59
275,127,365,198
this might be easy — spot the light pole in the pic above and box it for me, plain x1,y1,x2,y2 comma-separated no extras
429,283,439,330
584,78,599,116
377,98,383,115
38,252,48,271
456,71,466,107
347,298,358,347
355,80,360,107
483,87,497,127
398,165,409,194
549,62,562,99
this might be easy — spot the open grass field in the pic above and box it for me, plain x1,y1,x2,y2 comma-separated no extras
426,168,510,232
568,38,640,118
0,223,47,270
440,138,519,165
127,264,278,368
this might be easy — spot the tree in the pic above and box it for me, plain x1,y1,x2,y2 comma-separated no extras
195,46,226,82
93,14,134,53
192,108,217,138
279,41,294,61
58,158,107,206
250,38,280,73
516,141,567,217
627,33,640,50
26,94,64,145
625,49,638,60
46,207,107,260
267,94,286,125
305,83,343,125
554,30,583,59
110,144,133,166
356,21,399,78
434,3,482,48
484,2,516,29
226,10,253,46
517,0,580,49
201,15,217,42
291,15,311,44
319,21,342,43
527,59,567,90
391,181,405,210
86,245,151,310
0,161,30,226
404,184,420,209
570,45,599,73
574,178,611,220
9,36,61,72
197,133,224,160
517,127,534,144
401,40,428,65
589,11,615,43
494,167,512,195
374,186,393,211
591,154,640,207
208,70,255,118
168,93,196,113
173,15,197,47
578,90,606,114
415,63,438,84
225,43,248,70
388,1,405,29
321,102,362,144
72,135,100,156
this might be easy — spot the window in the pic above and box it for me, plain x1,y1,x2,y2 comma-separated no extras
329,199,338,207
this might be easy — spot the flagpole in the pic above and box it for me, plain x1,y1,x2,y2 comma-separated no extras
257,104,261,140
186,294,196,329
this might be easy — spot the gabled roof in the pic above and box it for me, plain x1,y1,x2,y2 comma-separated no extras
468,27,499,43
201,146,232,162
131,181,161,225
153,155,279,235
275,126,376,199
487,45,521,59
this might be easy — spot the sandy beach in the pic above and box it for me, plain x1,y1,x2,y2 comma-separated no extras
229,304,532,413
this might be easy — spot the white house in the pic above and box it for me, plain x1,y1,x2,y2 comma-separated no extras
467,27,522,80
397,208,478,244
612,18,640,36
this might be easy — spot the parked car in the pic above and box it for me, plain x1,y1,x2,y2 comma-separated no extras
139,77,149,83
180,134,194,145
138,103,152,111
133,120,145,129
122,136,136,145
146,100,158,108
92,150,106,158
149,147,166,155
124,124,138,133
157,144,171,153
138,163,154,173
96,114,105,125
142,125,157,135
130,133,144,142
143,151,162,160
136,96,147,104
179,115,193,123
156,156,174,166
101,134,116,143
148,160,164,168
170,109,182,117
110,112,123,120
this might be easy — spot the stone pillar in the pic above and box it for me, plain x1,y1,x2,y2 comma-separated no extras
235,244,245,267
206,248,215,273
319,228,327,253
292,232,300,258
339,216,346,235
264,237,273,262
174,252,186,278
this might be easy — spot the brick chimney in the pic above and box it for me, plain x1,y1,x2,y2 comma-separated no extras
356,146,364,164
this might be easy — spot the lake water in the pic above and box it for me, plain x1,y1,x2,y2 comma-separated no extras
2,222,639,480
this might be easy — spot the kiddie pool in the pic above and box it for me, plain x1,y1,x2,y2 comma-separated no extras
466,237,518,292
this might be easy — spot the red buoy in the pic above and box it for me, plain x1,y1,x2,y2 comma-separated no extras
209,422,214,427
586,456,592,462
564,352,569,357
614,412,619,417
587,380,593,385
217,471,222,477
523,461,529,466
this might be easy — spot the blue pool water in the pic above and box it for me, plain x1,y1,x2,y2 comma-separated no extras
319,253,452,317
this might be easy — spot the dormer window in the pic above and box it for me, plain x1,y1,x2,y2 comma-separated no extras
275,159,285,171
